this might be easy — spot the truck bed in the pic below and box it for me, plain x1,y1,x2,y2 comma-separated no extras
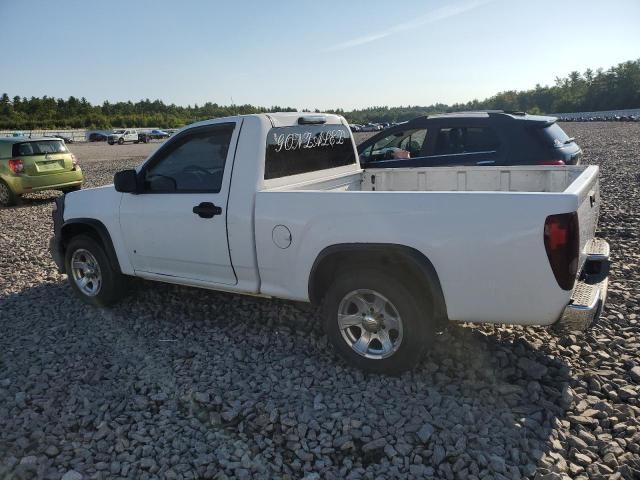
263,165,593,194
257,165,601,326
362,165,590,193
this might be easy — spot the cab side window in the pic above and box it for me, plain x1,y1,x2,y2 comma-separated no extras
143,124,234,193
434,127,500,155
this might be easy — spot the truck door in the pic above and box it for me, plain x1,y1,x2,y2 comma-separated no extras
118,121,240,285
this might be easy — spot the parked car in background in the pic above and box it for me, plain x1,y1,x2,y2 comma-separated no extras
88,132,109,142
147,129,170,140
358,111,582,169
107,129,149,145
45,133,74,144
359,123,383,132
50,113,608,373
0,137,83,206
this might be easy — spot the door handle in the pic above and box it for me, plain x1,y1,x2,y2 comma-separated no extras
192,202,222,218
476,160,495,165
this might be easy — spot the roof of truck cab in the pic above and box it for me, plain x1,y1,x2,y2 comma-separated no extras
185,112,347,130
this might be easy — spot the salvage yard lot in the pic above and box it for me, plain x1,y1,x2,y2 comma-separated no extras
1,123,639,479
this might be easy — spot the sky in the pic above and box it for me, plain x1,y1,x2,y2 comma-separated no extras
1,0,639,110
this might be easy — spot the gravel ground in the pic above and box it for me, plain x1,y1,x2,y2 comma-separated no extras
1,123,639,480
67,141,162,165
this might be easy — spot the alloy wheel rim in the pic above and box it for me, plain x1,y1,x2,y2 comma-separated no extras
70,249,102,296
337,289,404,359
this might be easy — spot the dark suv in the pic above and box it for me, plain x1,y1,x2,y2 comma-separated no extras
357,111,582,168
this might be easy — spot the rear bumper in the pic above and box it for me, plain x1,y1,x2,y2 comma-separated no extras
553,238,610,333
6,168,83,194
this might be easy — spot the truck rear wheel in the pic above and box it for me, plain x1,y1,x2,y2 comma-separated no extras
64,235,126,307
322,268,433,374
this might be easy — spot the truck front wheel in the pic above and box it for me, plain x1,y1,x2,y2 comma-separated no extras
322,268,433,374
64,235,126,307
118,137,124,145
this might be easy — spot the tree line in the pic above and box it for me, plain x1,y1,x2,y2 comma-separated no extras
1,58,638,130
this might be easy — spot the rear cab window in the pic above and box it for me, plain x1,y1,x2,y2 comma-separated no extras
264,124,356,180
12,140,68,157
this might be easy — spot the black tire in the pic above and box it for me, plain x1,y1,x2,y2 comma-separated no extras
118,137,124,145
108,139,114,145
322,268,434,374
0,180,17,207
64,234,126,307
62,185,82,193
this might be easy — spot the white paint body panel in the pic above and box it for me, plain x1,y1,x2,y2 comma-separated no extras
62,113,602,327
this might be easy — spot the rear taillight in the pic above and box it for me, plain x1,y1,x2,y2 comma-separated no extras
9,158,24,173
538,160,565,166
544,212,579,290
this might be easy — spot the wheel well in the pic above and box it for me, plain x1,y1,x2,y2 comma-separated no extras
309,244,448,325
60,220,121,274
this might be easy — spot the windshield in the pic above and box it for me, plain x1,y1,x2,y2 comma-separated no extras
12,140,68,157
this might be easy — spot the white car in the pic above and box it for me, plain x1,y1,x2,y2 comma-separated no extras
50,113,610,373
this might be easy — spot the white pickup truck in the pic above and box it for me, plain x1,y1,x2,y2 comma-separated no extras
107,129,148,145
50,113,610,373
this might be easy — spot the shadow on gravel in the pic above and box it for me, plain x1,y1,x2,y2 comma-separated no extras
5,192,60,209
0,280,572,478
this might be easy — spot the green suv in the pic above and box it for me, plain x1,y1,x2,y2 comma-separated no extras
0,137,83,206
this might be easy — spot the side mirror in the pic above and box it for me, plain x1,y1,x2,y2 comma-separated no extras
114,169,138,193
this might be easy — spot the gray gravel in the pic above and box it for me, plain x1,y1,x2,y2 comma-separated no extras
1,123,639,479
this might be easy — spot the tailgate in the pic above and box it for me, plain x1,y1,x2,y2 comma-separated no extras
567,165,600,270
23,153,74,176
12,139,74,176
